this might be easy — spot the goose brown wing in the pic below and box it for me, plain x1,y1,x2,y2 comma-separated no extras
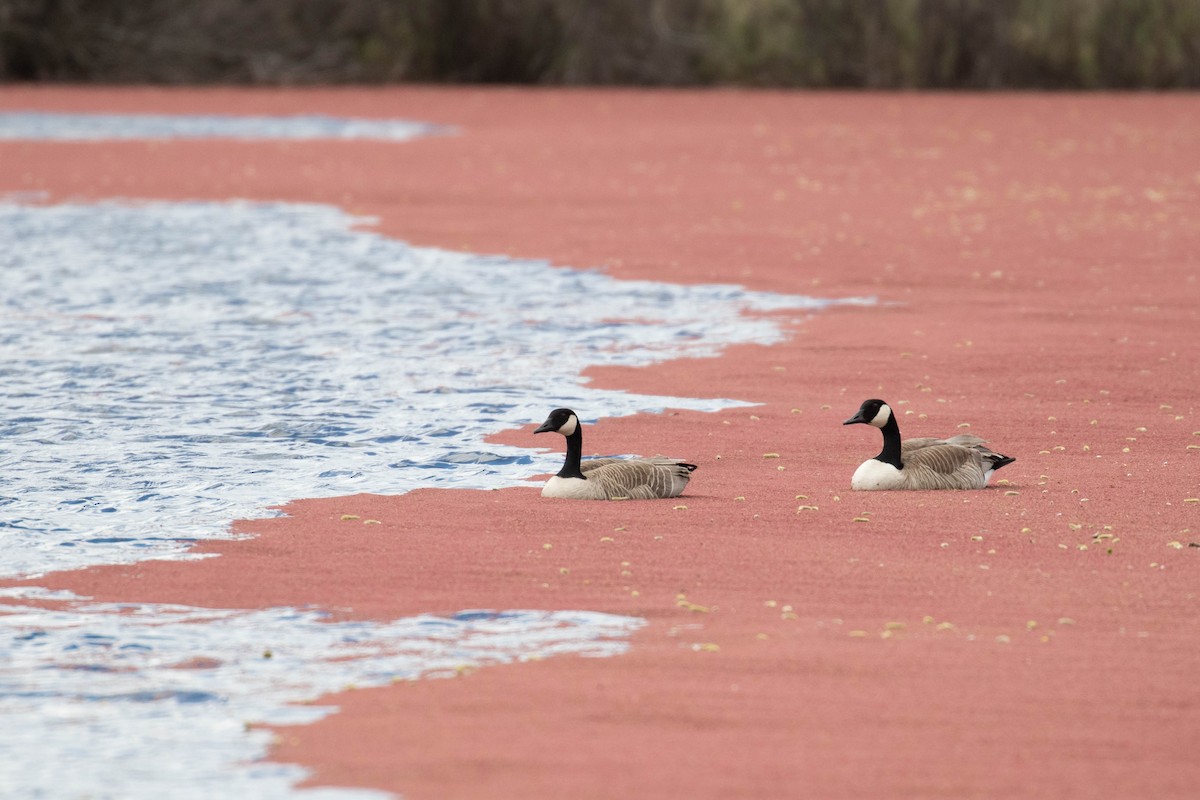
901,437,942,453
588,457,694,499
902,445,988,489
905,444,976,474
902,434,988,454
580,458,626,474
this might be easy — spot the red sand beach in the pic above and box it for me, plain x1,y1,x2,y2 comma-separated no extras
3,87,1200,798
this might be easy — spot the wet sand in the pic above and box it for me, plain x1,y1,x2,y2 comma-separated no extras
3,87,1200,798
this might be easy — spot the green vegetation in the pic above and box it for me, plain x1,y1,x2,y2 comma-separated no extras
3,0,1198,88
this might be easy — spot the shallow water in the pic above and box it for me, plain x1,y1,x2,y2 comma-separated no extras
0,111,448,141
0,588,641,798
1,199,857,579
1,124,869,797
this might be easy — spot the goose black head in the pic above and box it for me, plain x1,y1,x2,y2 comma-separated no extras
844,399,892,429
534,408,579,437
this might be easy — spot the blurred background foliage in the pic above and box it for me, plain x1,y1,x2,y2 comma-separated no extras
2,0,1198,88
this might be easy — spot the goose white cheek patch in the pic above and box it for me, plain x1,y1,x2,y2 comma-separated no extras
872,404,893,427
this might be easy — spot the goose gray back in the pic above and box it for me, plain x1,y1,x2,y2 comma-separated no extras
533,408,697,500
843,398,1014,490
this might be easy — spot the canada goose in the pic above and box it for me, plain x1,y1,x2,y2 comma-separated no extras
843,399,1014,490
533,408,697,499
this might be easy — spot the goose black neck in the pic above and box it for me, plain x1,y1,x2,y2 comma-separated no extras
558,427,586,479
875,415,904,469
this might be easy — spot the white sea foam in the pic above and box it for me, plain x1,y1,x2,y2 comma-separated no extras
0,111,448,141
0,196,871,797
0,199,864,579
0,594,642,798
